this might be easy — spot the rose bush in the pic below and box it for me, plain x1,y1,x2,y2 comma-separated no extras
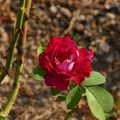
31,36,114,120
39,36,94,90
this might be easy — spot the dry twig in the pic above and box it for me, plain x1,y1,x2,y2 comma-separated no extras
63,10,80,36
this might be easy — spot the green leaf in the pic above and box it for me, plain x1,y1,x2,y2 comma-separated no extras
85,86,114,120
66,86,82,109
56,96,66,102
31,66,45,81
82,71,106,86
69,81,76,89
0,116,6,120
86,87,106,120
50,87,60,96
37,43,45,56
105,111,115,119
87,86,114,112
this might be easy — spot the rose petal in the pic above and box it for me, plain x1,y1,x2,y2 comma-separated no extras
39,37,94,88
83,64,92,72
44,75,70,91
79,48,94,60
63,36,75,45
71,75,85,84
39,53,54,74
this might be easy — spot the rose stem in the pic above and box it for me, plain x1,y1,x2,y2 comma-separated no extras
0,0,26,82
0,0,32,117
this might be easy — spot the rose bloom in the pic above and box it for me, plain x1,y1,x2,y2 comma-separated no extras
39,37,94,91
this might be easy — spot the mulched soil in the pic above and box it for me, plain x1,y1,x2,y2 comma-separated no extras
0,0,120,120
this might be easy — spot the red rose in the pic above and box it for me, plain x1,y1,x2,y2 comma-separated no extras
39,36,94,91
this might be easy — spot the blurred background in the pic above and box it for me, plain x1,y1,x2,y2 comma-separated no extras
0,0,120,119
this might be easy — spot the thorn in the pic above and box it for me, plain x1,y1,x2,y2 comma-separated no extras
24,13,29,21
19,28,24,35
6,47,11,52
19,72,22,76
14,60,17,64
32,0,38,5
20,7,24,11
15,28,24,35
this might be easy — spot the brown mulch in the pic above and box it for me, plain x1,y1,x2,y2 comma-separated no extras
0,0,120,120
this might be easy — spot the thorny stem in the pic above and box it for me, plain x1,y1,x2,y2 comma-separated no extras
0,0,26,82
0,0,32,118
